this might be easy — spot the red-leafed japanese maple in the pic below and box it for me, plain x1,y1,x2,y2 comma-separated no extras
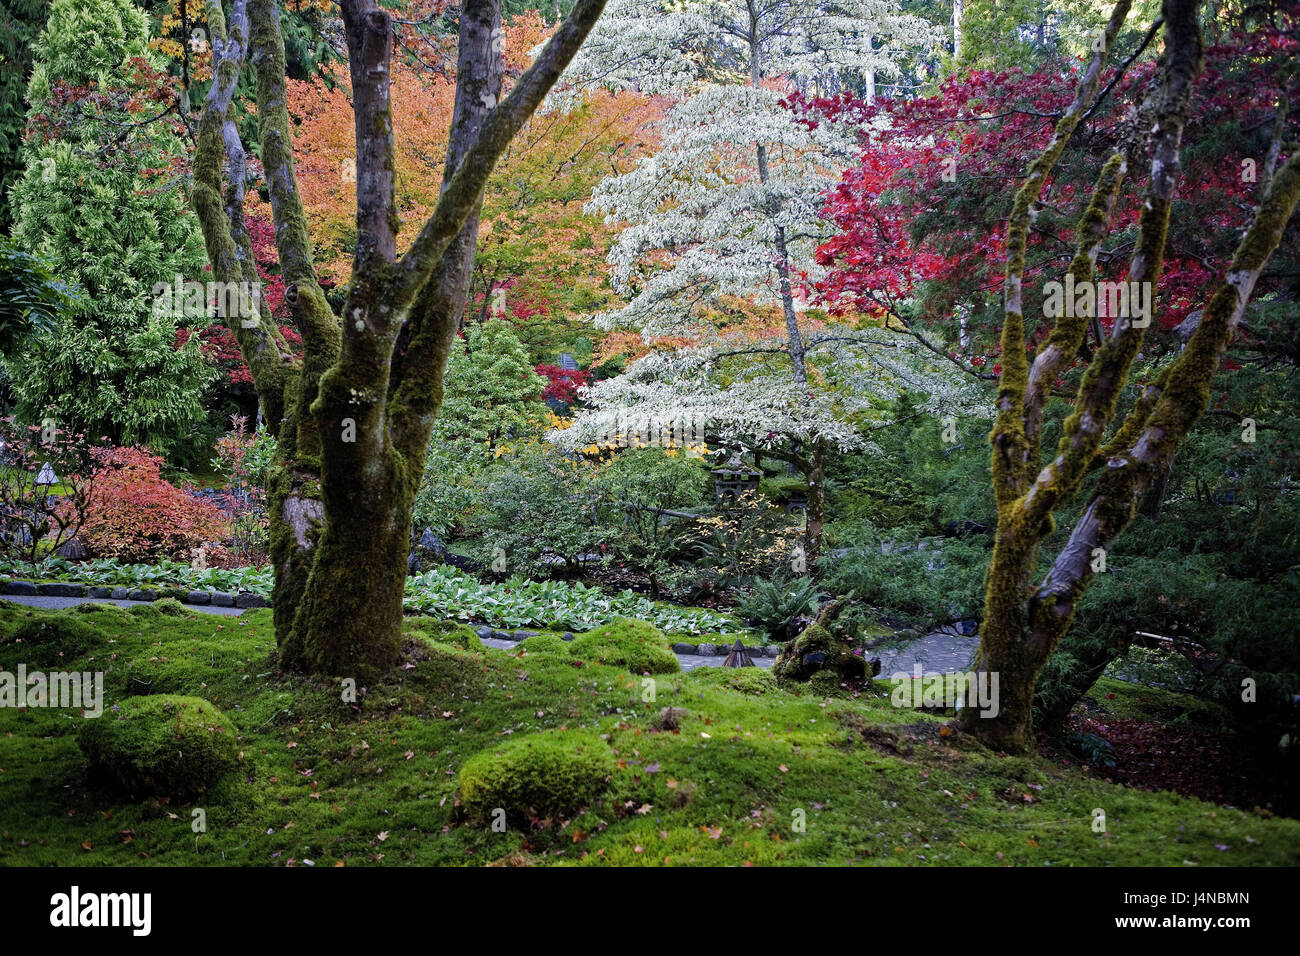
76,446,229,562
535,364,591,404
812,0,1299,750
807,13,1299,368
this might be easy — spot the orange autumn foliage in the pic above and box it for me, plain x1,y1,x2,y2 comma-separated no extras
75,447,230,562
286,11,663,324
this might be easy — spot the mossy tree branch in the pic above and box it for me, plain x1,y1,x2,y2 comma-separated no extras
1022,152,1126,466
990,0,1131,508
1027,0,1202,514
965,0,1217,752
192,0,296,433
388,0,502,460
1028,150,1300,655
392,0,608,311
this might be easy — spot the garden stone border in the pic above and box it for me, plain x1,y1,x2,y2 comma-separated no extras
0,578,270,610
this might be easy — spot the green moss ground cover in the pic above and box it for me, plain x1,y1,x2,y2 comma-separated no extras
0,600,1295,866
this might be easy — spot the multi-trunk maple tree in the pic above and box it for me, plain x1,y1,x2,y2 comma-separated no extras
191,0,607,678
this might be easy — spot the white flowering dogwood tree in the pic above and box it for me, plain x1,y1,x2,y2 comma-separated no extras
562,0,942,380
548,0,948,562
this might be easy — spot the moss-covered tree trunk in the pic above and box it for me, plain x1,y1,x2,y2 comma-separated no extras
960,0,1300,751
278,452,414,677
191,0,607,678
804,441,828,564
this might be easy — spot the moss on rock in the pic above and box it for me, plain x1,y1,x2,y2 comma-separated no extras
568,617,680,674
772,596,867,686
77,694,240,799
456,732,615,826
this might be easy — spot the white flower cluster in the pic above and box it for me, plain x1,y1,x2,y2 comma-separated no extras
550,329,991,455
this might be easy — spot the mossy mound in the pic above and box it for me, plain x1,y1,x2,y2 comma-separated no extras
456,732,615,826
517,633,568,654
687,666,776,696
406,617,484,653
77,694,240,799
128,603,160,620
568,617,680,674
806,669,852,697
152,597,190,617
6,613,101,666
772,595,866,685
401,641,497,701
73,601,129,618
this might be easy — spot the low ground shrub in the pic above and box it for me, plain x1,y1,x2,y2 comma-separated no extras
76,447,229,562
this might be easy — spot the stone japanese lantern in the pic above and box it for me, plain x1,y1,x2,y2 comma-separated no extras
712,452,760,503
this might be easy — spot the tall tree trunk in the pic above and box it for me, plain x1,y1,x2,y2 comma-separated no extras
285,0,503,680
804,441,828,563
746,3,807,386
280,450,414,678
771,219,808,386
952,0,963,63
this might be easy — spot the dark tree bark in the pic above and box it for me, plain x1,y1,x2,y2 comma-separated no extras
962,0,1300,750
193,0,607,680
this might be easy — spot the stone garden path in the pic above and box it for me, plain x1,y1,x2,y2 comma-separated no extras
3,594,981,675
872,630,981,678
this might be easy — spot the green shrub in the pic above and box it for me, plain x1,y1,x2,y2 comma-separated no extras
819,523,988,627
735,575,820,639
568,617,680,674
758,474,808,505
6,613,100,666
592,448,710,595
517,634,568,654
456,732,615,825
77,694,240,798
475,442,603,578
